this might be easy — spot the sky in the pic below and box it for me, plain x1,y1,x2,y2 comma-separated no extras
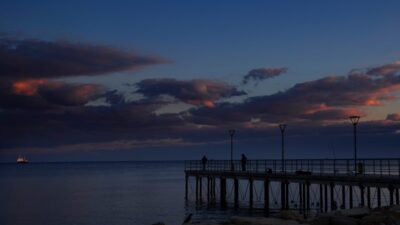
0,0,400,162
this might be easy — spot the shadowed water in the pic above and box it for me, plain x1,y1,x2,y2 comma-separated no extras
1,161,395,225
0,162,267,225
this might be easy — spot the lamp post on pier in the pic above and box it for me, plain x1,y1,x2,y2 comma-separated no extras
229,129,235,171
279,124,286,173
349,116,360,175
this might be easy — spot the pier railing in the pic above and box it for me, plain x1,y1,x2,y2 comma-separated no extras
185,158,400,177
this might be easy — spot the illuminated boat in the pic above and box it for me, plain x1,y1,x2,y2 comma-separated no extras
17,156,28,163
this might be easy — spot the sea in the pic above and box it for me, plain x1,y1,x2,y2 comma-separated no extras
1,161,395,225
0,161,265,225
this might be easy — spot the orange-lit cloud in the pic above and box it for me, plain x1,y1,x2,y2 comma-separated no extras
12,79,46,96
135,78,245,107
2,79,106,109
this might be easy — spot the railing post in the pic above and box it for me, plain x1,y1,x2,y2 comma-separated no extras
373,160,376,176
320,160,322,175
333,159,336,175
256,160,259,172
398,159,400,178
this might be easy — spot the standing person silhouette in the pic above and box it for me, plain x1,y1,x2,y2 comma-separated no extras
201,155,208,171
241,154,247,171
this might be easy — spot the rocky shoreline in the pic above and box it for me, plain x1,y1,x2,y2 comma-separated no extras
153,206,400,225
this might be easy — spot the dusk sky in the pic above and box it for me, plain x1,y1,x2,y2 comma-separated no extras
1,0,400,162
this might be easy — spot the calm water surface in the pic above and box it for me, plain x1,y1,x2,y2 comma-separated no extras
0,162,190,225
0,162,264,225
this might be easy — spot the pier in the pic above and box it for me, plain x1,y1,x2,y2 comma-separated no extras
184,158,400,216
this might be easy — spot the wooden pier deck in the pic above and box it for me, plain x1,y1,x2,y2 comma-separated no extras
184,159,400,215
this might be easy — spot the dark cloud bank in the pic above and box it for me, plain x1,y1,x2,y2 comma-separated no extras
0,38,399,160
242,67,287,84
0,37,165,79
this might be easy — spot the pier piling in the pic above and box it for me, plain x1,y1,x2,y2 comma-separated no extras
184,159,400,212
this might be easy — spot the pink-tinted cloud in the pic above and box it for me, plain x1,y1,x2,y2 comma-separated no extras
135,78,246,107
367,61,400,77
0,79,106,109
189,62,400,125
386,113,400,121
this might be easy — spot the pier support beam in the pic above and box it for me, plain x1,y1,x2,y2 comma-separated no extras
199,177,203,202
207,176,210,203
324,184,328,212
300,183,304,213
360,184,365,207
349,186,353,208
249,179,254,209
285,181,289,210
389,186,394,206
396,188,399,205
185,175,188,200
306,182,310,214
210,177,214,202
212,177,216,201
264,178,270,216
220,177,227,207
281,181,286,210
377,187,381,207
196,175,199,202
341,185,346,209
367,186,371,208
319,184,323,213
330,183,335,211
234,178,239,208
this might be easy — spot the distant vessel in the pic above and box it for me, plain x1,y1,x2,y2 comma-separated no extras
16,156,28,163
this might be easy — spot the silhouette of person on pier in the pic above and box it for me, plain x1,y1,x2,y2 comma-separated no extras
241,154,247,171
201,155,208,171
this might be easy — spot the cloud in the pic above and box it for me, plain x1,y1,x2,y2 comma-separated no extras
37,81,106,106
1,60,400,155
2,138,203,154
0,79,106,110
366,61,400,77
386,113,400,121
135,78,246,107
242,67,287,84
0,37,166,80
189,65,400,125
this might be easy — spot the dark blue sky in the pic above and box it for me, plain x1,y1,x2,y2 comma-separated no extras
0,0,399,162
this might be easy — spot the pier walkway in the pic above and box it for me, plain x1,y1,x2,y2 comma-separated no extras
184,159,400,215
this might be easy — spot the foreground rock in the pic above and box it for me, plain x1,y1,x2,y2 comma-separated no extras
231,216,302,225
280,210,305,223
154,205,400,225
310,215,360,225
335,207,371,218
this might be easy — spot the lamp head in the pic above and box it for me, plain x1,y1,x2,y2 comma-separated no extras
228,129,235,136
279,124,287,132
349,116,360,125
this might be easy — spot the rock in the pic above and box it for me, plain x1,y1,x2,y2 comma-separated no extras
190,220,221,225
361,212,389,225
330,215,360,225
336,207,370,218
231,216,300,225
310,215,360,225
310,215,330,225
152,223,165,225
280,210,305,223
390,205,400,212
